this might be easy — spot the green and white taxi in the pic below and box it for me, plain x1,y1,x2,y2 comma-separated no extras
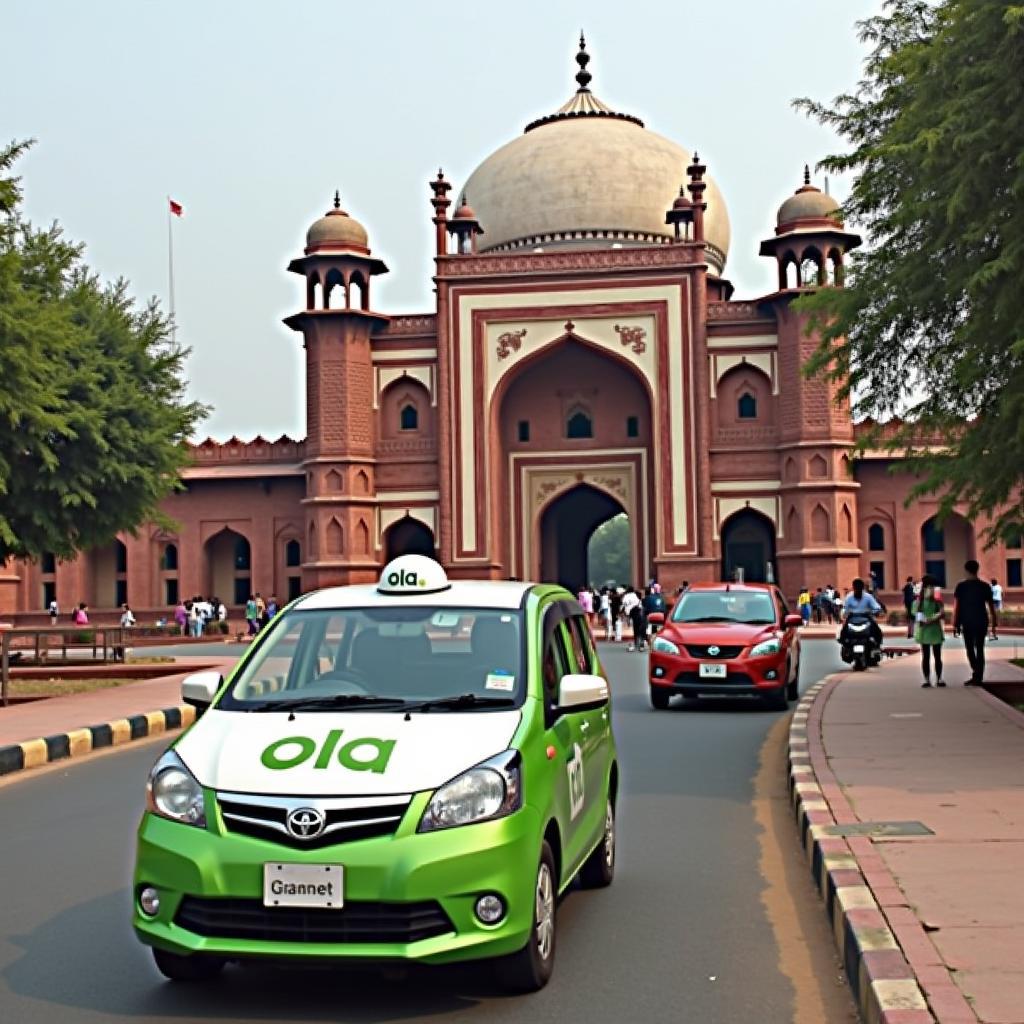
133,555,619,991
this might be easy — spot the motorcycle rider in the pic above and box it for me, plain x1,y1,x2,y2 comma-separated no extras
841,577,884,652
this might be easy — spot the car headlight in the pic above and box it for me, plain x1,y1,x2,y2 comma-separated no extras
146,750,206,827
419,751,522,832
750,637,782,657
652,636,680,655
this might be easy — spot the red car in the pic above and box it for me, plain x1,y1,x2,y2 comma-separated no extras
648,583,802,710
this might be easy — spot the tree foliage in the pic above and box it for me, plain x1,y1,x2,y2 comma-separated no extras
0,139,206,562
795,1,1024,542
587,513,632,586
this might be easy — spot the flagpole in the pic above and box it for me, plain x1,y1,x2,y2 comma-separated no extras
166,196,177,344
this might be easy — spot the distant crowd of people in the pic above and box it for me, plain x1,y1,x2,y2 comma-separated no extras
577,582,683,652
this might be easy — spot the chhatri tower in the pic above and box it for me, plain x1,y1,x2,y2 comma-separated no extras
5,37,1017,617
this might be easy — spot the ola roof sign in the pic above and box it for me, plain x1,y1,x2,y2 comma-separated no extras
377,555,451,596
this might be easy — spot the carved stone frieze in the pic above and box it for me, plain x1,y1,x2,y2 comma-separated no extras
496,328,528,360
614,324,647,354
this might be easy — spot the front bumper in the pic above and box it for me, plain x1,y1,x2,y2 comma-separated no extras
649,651,786,697
133,793,541,965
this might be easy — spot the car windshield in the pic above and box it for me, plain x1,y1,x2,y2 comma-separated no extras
218,606,523,712
671,590,777,625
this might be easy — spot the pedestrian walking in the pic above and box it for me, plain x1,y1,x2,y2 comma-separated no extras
623,587,642,650
245,594,259,636
117,603,136,662
267,595,279,620
952,560,998,686
47,598,59,625
598,588,613,641
912,575,945,688
989,579,1002,640
611,588,624,643
72,602,89,626
902,575,916,639
797,586,812,626
578,586,594,627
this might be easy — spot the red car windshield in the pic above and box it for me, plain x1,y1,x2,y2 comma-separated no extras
671,591,776,626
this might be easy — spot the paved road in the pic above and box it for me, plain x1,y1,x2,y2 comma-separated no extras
0,641,857,1023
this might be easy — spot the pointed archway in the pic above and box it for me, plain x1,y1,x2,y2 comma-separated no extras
384,516,436,561
538,484,627,588
721,509,776,583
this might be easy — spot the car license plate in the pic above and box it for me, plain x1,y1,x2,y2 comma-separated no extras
699,663,727,679
263,863,344,909
853,644,865,653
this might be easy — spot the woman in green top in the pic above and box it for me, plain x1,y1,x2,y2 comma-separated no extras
913,574,945,688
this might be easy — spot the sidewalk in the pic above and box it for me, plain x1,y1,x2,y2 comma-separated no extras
0,656,234,774
791,647,1024,1024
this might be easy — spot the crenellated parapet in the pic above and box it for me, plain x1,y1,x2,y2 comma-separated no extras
186,435,306,467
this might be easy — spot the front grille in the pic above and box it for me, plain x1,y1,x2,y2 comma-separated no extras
175,896,453,944
217,792,411,850
684,644,743,658
674,671,754,686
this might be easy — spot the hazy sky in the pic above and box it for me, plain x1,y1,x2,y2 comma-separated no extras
6,0,880,441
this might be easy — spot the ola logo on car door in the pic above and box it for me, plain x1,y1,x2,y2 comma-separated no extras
567,742,585,820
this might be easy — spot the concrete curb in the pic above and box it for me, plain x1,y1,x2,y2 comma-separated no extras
0,704,196,777
788,677,979,1024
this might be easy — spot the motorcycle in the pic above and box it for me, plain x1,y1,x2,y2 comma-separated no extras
838,616,882,672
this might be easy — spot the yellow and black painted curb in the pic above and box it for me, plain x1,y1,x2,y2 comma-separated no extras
788,679,936,1024
0,704,197,777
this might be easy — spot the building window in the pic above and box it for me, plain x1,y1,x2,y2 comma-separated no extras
922,519,944,552
165,578,179,605
1007,529,1022,549
626,415,639,438
1008,559,1022,588
869,560,886,591
41,552,56,574
399,404,418,431
234,577,251,606
285,539,301,567
162,543,178,571
566,409,593,439
42,580,56,609
115,541,128,573
288,575,302,601
925,559,946,588
737,392,757,419
115,579,128,606
234,537,251,571
517,420,530,442
868,524,885,551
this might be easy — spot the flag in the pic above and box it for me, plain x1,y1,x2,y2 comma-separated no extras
169,199,184,217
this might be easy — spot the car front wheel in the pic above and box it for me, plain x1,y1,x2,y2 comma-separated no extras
650,685,671,710
495,841,557,993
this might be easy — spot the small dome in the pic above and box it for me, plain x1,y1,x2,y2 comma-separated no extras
777,167,841,227
305,192,369,253
451,197,478,221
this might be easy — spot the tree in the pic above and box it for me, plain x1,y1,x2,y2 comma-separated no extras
0,139,206,562
587,514,632,585
795,1,1024,542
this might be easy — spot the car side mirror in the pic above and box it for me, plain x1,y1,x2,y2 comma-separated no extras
557,673,609,710
784,614,803,628
181,670,223,711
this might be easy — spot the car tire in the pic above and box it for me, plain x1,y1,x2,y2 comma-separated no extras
495,841,557,993
786,659,800,702
152,947,226,982
579,797,616,889
765,685,789,711
650,686,671,710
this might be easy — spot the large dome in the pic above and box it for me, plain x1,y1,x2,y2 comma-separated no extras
461,40,731,274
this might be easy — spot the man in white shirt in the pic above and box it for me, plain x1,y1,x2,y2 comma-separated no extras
990,579,1002,640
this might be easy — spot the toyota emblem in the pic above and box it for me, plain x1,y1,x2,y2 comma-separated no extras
707,645,721,657
286,806,326,840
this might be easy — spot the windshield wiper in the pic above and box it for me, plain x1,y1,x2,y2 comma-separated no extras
738,619,775,625
248,694,406,713
397,693,517,717
679,616,729,623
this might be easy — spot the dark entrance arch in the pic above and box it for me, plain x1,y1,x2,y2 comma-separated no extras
721,510,776,584
384,516,436,561
539,485,627,589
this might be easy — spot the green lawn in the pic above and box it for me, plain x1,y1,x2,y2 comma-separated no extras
9,677,144,698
